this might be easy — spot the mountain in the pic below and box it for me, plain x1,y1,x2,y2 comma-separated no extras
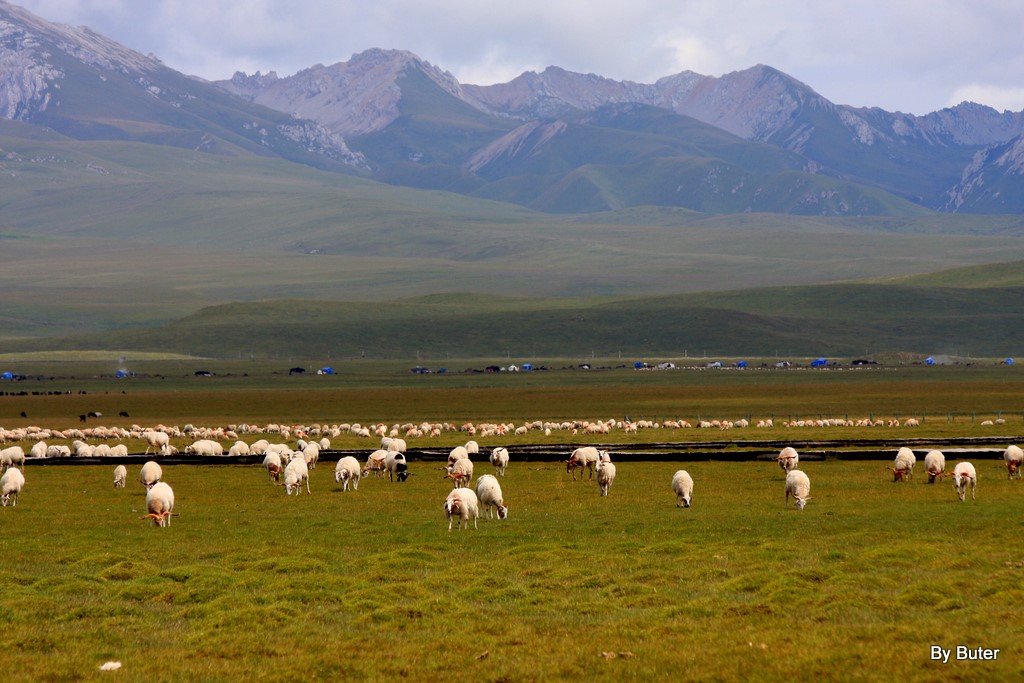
945,133,1024,213
0,1,368,171
219,51,1024,214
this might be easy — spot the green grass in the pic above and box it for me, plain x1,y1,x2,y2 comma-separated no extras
3,459,1022,681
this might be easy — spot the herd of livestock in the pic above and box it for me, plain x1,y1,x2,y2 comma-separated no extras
1,421,1022,527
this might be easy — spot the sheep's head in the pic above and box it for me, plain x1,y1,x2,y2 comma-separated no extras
496,505,508,520
1009,462,1020,475
889,467,908,482
681,495,691,508
565,457,578,473
794,496,810,511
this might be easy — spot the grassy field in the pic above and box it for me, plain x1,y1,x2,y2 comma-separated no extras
2,458,1022,681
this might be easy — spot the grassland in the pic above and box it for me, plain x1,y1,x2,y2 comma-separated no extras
3,459,1023,682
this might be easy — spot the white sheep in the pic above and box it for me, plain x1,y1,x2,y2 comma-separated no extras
891,447,916,482
785,469,811,510
671,470,694,508
263,452,283,482
465,440,480,456
142,429,170,455
113,464,127,488
302,442,320,469
385,450,409,482
447,445,470,466
1003,445,1023,480
228,440,251,457
444,487,479,531
334,456,362,491
475,474,508,519
595,458,616,496
284,456,310,496
145,481,174,527
489,447,510,476
776,446,799,472
1,467,25,506
445,456,473,488
110,444,128,457
185,439,223,456
923,450,946,484
952,462,977,501
139,461,162,488
566,446,601,481
0,446,25,471
30,441,47,459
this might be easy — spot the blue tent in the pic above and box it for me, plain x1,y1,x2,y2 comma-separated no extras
320,367,335,375
810,358,828,367
634,361,649,369
115,370,129,378
1005,358,1015,365
736,361,748,368
0,371,13,380
522,363,534,371
925,357,936,365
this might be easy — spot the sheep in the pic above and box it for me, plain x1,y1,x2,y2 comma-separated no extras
0,446,25,471
671,470,694,508
776,446,799,472
46,445,71,458
566,446,601,481
30,441,47,459
445,456,473,488
302,442,320,469
923,450,946,484
447,446,470,466
185,439,223,456
334,456,362,491
891,447,916,482
284,456,310,496
113,464,127,488
109,444,128,457
228,440,251,457
139,461,162,489
595,457,616,497
385,450,410,482
1003,445,1023,480
263,452,283,482
145,481,174,527
1,467,25,506
142,429,170,455
475,474,508,520
444,487,479,530
952,462,977,501
489,447,510,476
785,470,811,510
363,449,388,478
465,440,480,456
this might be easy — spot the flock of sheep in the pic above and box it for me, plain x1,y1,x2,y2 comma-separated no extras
2,419,1022,525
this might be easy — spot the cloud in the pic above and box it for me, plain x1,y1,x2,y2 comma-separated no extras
946,85,1024,113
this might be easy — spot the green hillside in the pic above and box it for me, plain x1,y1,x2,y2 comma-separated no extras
3,283,1021,360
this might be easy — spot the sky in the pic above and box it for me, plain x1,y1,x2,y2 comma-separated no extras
15,0,1024,115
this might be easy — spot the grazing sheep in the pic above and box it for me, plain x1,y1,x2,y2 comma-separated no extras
263,452,283,482
113,464,127,488
30,441,47,459
145,482,174,527
776,446,799,472
595,458,616,497
0,446,25,471
302,443,320,469
109,444,128,457
142,429,170,456
334,456,362,491
445,457,473,488
362,449,388,478
465,440,480,457
475,474,508,520
385,451,409,482
785,470,811,510
890,447,916,482
1,467,25,506
566,446,601,481
139,461,162,489
1003,445,1023,480
447,446,470,466
284,457,310,496
671,470,694,508
185,439,223,457
444,487,480,531
489,447,510,476
923,450,946,484
952,462,977,501
228,440,251,457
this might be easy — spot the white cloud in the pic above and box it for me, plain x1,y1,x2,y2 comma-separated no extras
946,85,1024,113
